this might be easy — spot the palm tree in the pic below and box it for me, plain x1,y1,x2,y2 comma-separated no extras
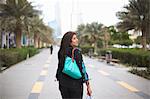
76,24,86,35
0,17,16,48
38,24,53,48
76,24,86,46
38,26,53,48
28,16,43,48
29,16,53,48
85,22,103,54
101,27,111,48
23,17,33,47
116,0,150,50
0,0,39,48
77,22,104,51
0,17,16,32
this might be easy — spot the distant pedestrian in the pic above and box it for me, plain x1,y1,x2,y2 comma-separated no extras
56,31,92,99
50,45,53,54
3,44,7,49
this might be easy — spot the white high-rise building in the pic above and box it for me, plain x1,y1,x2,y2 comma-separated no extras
49,0,83,36
54,0,62,36
58,0,83,34
48,0,62,38
70,0,83,31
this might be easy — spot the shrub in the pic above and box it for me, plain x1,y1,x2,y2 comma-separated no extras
80,46,94,54
97,48,150,68
0,48,39,71
0,50,18,67
129,68,150,80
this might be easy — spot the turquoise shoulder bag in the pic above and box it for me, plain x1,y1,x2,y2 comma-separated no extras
62,48,82,79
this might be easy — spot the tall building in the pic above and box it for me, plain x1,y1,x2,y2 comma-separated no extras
70,0,83,31
57,0,83,33
49,0,83,37
48,0,62,38
54,0,62,37
48,0,62,45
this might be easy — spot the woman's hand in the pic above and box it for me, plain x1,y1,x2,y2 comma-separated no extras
86,81,92,96
87,85,92,96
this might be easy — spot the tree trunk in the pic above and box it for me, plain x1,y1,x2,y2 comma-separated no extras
15,29,22,48
91,34,96,54
42,42,45,48
34,33,38,48
94,42,98,55
26,33,30,47
15,19,22,48
142,36,146,50
141,28,147,50
38,37,41,48
1,31,4,48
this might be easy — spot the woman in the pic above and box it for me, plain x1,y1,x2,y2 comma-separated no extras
56,31,92,99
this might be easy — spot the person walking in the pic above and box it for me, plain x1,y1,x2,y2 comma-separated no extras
50,45,53,54
56,31,92,99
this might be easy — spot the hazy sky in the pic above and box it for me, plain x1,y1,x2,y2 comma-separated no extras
28,0,129,33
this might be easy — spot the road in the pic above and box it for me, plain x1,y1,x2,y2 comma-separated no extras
0,46,149,99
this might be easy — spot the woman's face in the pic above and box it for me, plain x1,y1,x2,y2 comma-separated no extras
70,34,78,47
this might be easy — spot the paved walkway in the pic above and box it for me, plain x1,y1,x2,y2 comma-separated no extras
0,46,150,99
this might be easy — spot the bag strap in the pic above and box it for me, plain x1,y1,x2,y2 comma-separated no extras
72,48,88,81
72,48,77,62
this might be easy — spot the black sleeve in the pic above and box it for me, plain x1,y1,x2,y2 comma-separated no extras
74,49,83,75
74,49,89,82
56,53,64,80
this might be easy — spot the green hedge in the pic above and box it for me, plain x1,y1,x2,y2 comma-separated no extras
97,48,150,68
80,46,94,54
0,48,39,70
129,68,150,80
